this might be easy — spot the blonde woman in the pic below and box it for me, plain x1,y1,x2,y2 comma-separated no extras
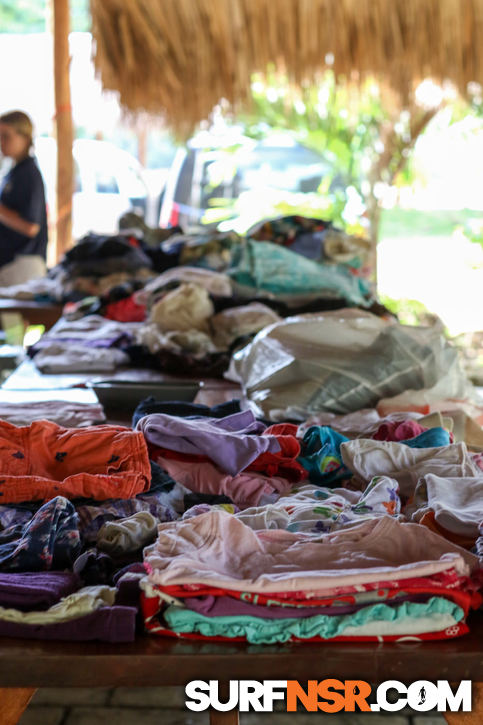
0,110,47,285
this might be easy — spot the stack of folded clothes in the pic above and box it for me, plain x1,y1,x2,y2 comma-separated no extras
140,510,482,644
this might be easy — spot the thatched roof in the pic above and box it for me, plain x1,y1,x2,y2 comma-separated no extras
91,0,483,135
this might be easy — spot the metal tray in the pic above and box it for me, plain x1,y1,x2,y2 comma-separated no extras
88,380,201,411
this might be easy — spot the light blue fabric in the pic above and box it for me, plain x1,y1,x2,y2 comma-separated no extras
401,427,451,449
163,596,464,644
229,240,371,305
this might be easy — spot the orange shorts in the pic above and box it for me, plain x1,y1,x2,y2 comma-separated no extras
0,420,151,504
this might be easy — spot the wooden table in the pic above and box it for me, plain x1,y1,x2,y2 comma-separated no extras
0,299,63,331
0,619,481,725
0,362,481,725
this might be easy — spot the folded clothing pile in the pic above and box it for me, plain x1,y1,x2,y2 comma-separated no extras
247,215,371,271
28,315,140,373
138,409,306,508
0,571,136,642
141,510,481,644
229,239,371,306
0,419,189,641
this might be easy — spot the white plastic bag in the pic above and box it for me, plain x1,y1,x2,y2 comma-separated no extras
230,310,472,420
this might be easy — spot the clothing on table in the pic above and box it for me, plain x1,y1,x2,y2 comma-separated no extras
340,439,479,498
416,511,477,550
229,239,370,305
155,566,479,606
152,423,306,483
298,410,453,440
126,343,232,380
0,603,136,642
144,510,478,594
60,233,152,278
74,461,185,545
160,596,464,644
0,401,106,428
0,584,114,625
75,489,183,545
182,503,238,520
104,295,147,323
141,576,471,643
138,266,233,301
32,345,130,373
0,496,80,571
183,493,235,510
373,420,428,441
410,475,483,540
0,420,150,504
28,315,140,373
297,426,352,485
134,323,218,357
138,410,277,477
151,453,292,509
0,155,48,268
0,274,62,302
97,511,158,556
235,476,400,534
131,397,241,428
247,423,306,482
29,314,139,351
73,549,120,586
180,590,437,619
399,428,451,448
0,571,80,611
150,283,214,333
210,303,281,348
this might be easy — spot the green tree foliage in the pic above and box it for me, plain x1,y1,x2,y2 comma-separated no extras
0,0,45,33
232,70,443,272
0,0,90,33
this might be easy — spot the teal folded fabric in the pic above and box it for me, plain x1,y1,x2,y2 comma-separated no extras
401,427,451,449
229,240,371,305
298,426,352,485
163,597,464,644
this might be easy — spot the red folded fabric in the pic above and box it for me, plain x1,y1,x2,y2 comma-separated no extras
104,296,146,322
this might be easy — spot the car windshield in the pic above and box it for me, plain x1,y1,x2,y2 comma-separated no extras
200,143,329,204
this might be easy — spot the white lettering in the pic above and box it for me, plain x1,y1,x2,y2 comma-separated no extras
437,680,472,712
373,681,407,712
185,680,211,711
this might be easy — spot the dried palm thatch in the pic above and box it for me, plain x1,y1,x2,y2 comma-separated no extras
91,0,483,136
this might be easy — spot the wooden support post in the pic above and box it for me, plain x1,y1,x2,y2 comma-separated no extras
209,710,239,725
0,688,36,725
53,0,74,260
209,682,239,725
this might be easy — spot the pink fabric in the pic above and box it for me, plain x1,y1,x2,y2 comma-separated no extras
152,454,292,508
145,512,478,593
373,420,427,442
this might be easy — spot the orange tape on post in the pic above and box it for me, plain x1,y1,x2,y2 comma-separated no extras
53,104,72,118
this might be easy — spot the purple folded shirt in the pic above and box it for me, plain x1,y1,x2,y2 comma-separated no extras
137,410,280,476
0,572,80,611
182,593,432,619
0,605,136,642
